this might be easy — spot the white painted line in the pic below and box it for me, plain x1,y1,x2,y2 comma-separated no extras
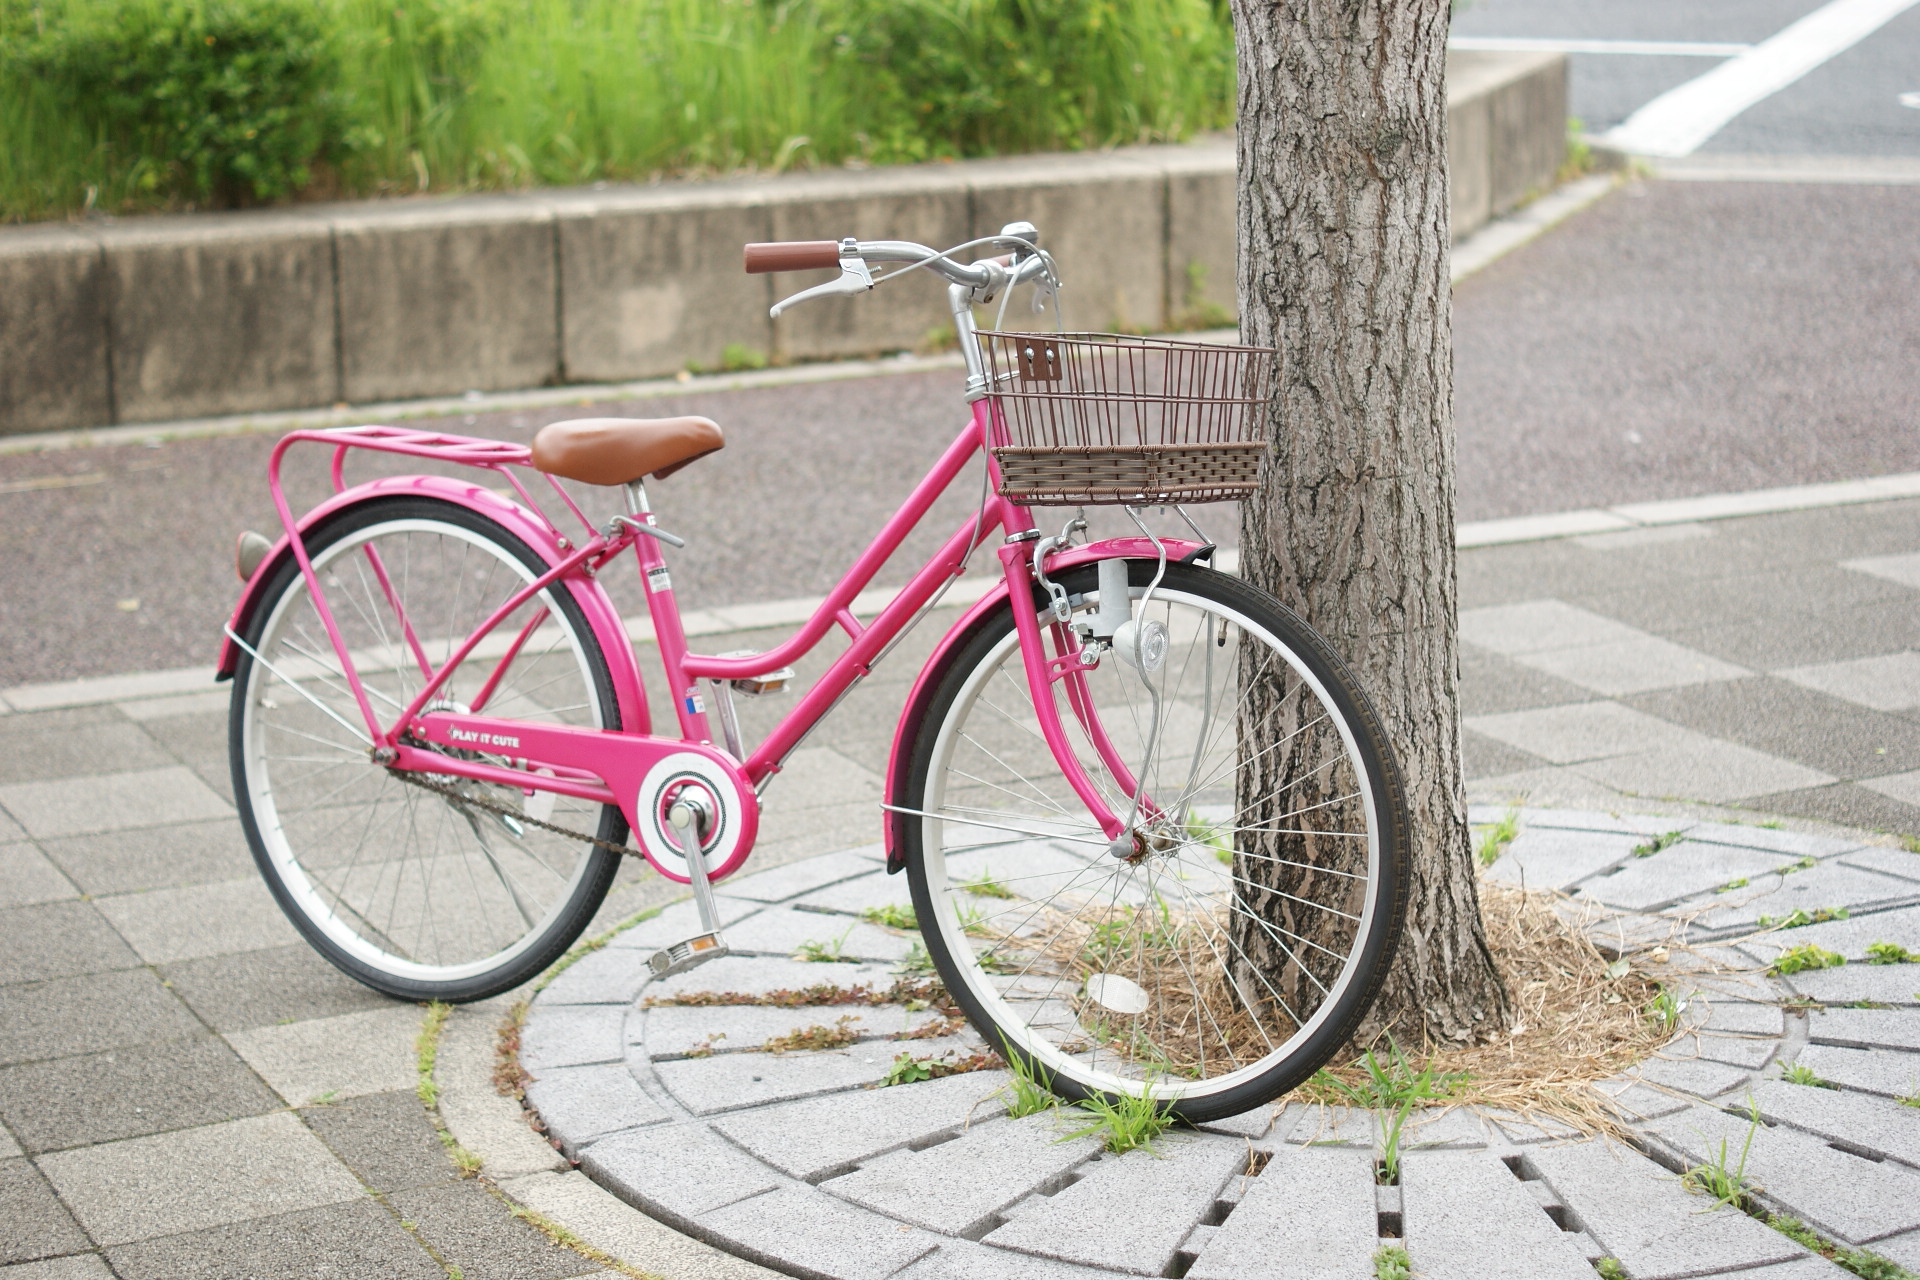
1451,174,1621,284
1654,153,1920,185
1604,0,1920,157
1457,509,1635,548
1451,37,1751,58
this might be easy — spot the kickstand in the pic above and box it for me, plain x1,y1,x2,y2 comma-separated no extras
647,799,732,979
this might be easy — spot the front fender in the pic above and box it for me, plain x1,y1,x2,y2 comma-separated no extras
215,475,649,735
881,537,1207,871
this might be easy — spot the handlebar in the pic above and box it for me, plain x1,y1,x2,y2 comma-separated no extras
741,235,1047,292
743,241,841,274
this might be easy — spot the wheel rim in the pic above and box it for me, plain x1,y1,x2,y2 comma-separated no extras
239,515,611,984
916,580,1384,1102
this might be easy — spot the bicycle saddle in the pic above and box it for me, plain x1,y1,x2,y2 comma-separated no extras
529,416,723,486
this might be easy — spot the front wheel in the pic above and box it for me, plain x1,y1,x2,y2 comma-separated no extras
901,559,1409,1122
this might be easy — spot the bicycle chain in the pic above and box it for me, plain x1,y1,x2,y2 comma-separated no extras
387,767,641,858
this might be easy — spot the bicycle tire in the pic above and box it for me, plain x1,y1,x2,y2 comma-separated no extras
901,559,1408,1121
228,495,626,1002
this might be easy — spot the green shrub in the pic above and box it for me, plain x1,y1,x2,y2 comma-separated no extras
9,0,359,207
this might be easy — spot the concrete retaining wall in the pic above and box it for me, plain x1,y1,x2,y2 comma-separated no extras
0,50,1563,435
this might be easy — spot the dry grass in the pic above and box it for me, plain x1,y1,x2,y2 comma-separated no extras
1300,881,1677,1136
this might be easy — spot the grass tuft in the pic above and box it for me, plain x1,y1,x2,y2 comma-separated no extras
1781,1063,1834,1089
1770,944,1847,976
1059,1082,1174,1155
1373,1245,1413,1280
860,904,918,931
1632,830,1685,858
1474,807,1520,868
1766,1213,1919,1280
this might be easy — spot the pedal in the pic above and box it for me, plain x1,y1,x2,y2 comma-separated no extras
648,932,730,979
716,651,797,697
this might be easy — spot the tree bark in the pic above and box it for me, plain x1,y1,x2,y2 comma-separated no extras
1228,0,1510,1045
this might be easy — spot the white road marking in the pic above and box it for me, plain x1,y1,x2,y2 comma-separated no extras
1450,37,1751,58
1900,90,1920,107
1603,0,1920,157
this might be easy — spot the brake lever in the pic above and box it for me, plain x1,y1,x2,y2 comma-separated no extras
769,252,875,319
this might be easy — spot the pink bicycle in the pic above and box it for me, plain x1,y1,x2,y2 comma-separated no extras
219,225,1408,1119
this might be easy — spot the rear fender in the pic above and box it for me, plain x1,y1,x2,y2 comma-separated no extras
881,537,1207,872
215,475,648,735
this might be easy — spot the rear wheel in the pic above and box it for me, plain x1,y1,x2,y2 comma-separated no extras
229,496,626,1002
901,560,1408,1121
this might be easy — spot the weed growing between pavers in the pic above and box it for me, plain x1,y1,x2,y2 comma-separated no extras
860,903,918,931
1645,985,1685,1033
1594,1260,1627,1280
1473,806,1520,868
1780,1063,1834,1089
506,1204,662,1280
1867,941,1919,964
1633,830,1687,858
960,870,1017,900
415,1000,484,1176
764,1016,860,1053
1899,1093,1920,1110
533,903,666,995
1373,1244,1412,1280
1757,908,1850,929
1717,876,1750,893
1770,944,1847,976
1680,1103,1760,1210
1058,1081,1174,1154
882,1048,1004,1085
1766,1213,1920,1280
998,1052,1059,1119
793,927,856,963
494,999,533,1100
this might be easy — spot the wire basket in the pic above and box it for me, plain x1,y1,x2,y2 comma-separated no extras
977,331,1275,506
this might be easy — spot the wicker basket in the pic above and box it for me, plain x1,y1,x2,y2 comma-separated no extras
977,331,1274,505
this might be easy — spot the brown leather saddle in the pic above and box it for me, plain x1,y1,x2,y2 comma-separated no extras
529,416,723,486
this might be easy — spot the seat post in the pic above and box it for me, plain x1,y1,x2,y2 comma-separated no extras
622,479,650,516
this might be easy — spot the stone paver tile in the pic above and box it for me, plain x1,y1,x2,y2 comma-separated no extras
710,1070,1009,1182
389,1181,602,1280
0,811,23,843
37,820,254,896
0,1158,90,1265
886,1243,1129,1280
988,1136,1244,1276
580,1123,779,1221
653,1039,948,1115
0,844,76,907
1841,848,1920,883
0,1125,17,1160
1196,1106,1279,1140
1876,1229,1920,1274
1648,1104,1920,1245
722,906,913,963
1865,769,1920,807
1458,601,1647,656
1467,702,1687,764
1517,808,1707,838
644,956,899,1003
1703,1257,1854,1278
0,717,176,785
791,871,916,917
1702,1002,1788,1036
1519,635,1751,696
0,1034,279,1154
1184,1145,1373,1280
824,1112,1102,1237
38,1111,363,1246
1573,740,1835,805
1684,825,1865,859
521,1004,627,1072
1750,1080,1920,1170
93,878,300,965
161,943,392,1033
717,848,887,904
700,1186,938,1280
534,946,649,1007
1793,1044,1920,1101
1686,863,1918,933
0,1256,115,1279
300,1089,463,1195
1738,905,1920,965
225,1005,419,1105
641,1002,940,1057
1629,1055,1754,1099
0,767,231,839
1275,1103,1378,1147
1483,828,1642,891
525,1063,671,1152
1779,652,1920,713
1482,1110,1583,1145
502,1169,787,1280
1677,1032,1780,1071
103,1198,445,1280
1785,965,1920,1007
0,901,141,984
1808,1007,1920,1052
0,969,201,1065
1400,1148,1594,1280
1576,843,1796,911
1527,1140,1804,1279
1400,1108,1495,1150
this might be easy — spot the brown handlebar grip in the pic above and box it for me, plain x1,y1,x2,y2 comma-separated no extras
743,240,843,274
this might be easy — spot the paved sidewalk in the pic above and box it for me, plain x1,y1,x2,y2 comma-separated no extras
6,492,1920,1276
517,808,1920,1280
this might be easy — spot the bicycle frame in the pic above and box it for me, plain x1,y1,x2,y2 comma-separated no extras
223,391,1168,883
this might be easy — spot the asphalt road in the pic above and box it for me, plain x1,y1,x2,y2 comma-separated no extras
1454,0,1920,154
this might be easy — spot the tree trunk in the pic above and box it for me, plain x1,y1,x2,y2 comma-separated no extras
1227,0,1510,1045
